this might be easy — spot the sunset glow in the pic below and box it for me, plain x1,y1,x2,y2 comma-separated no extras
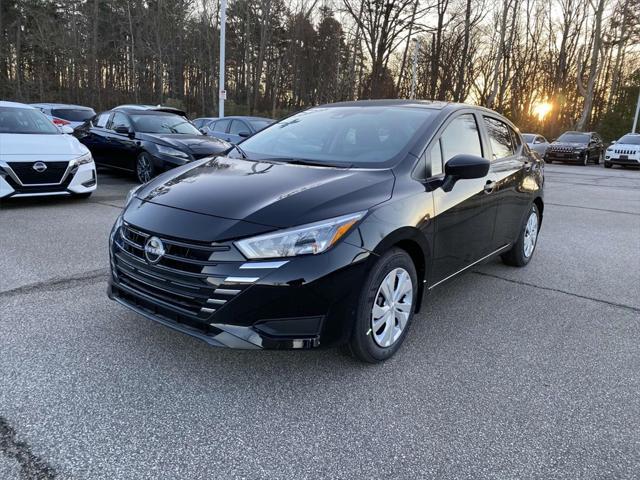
532,102,552,121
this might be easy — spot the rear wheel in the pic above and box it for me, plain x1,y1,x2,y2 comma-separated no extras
595,150,602,165
347,248,417,363
136,152,156,183
501,203,540,267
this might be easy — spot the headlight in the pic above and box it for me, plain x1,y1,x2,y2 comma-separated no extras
124,185,141,207
157,145,189,159
110,214,124,244
235,212,366,259
72,152,93,166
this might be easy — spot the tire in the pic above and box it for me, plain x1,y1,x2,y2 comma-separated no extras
501,203,540,267
595,150,602,165
73,192,92,199
546,157,552,164
604,161,612,169
347,248,418,363
136,152,156,184
580,152,588,166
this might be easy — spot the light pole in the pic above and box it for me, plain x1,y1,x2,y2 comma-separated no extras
633,90,640,133
410,38,420,100
218,0,227,118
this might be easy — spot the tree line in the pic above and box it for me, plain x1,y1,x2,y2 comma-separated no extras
0,0,638,139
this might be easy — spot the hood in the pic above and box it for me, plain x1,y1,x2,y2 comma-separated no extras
610,143,640,151
0,133,87,157
135,156,395,229
139,133,230,155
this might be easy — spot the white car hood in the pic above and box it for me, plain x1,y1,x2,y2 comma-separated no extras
0,133,88,159
611,143,639,151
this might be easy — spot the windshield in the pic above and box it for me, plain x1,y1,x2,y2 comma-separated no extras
130,114,201,135
249,119,273,131
557,132,589,143
239,106,438,167
522,134,535,143
0,107,60,134
52,108,95,122
617,135,640,145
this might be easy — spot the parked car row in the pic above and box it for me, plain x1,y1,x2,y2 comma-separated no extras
522,129,639,169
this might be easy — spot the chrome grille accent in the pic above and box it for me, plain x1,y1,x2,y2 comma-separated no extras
113,223,248,320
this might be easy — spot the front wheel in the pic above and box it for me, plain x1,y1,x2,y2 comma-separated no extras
501,203,540,267
347,248,418,363
581,152,588,166
135,152,156,184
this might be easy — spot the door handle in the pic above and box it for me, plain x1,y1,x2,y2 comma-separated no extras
484,180,497,194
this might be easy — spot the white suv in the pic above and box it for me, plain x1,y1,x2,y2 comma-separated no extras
605,133,640,169
0,101,97,199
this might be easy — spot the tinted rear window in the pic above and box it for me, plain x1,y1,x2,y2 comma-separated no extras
52,108,96,122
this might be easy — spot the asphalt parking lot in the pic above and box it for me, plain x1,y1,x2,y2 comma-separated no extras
1,164,639,479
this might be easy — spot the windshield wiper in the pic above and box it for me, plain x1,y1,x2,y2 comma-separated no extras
227,143,248,159
265,157,352,168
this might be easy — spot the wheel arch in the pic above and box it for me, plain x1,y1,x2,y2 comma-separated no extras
533,196,544,225
371,227,430,313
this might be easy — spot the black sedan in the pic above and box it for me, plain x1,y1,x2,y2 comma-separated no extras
544,131,604,165
76,108,231,182
108,100,544,363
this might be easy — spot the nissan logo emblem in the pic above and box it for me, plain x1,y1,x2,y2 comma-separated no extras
32,162,47,173
144,236,165,264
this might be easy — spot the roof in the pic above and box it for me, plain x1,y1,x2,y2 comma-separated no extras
0,101,36,109
318,99,450,110
221,116,273,121
114,108,178,116
30,103,94,110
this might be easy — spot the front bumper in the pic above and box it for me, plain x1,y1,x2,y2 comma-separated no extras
545,151,584,162
0,160,97,198
605,154,639,166
108,219,373,349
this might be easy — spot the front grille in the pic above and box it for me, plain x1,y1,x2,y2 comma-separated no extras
7,161,69,184
549,146,577,153
4,169,74,194
614,149,637,155
112,223,246,322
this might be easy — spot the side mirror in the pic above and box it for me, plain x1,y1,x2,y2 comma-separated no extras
60,125,74,134
199,128,207,135
441,154,490,192
238,131,251,138
115,125,134,137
